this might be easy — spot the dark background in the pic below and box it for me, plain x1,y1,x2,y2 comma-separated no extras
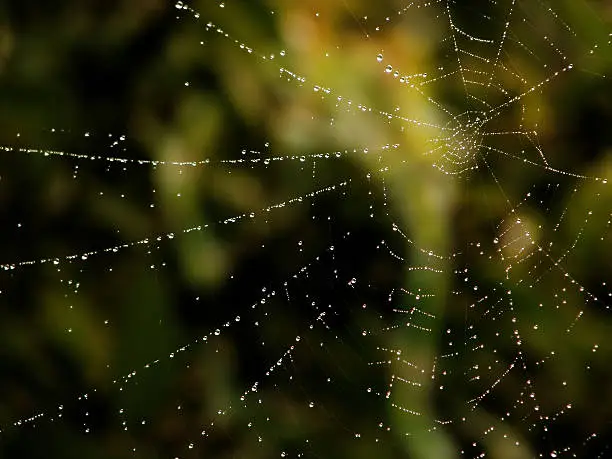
0,1,611,458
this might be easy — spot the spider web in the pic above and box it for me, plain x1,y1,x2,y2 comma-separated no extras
0,0,611,458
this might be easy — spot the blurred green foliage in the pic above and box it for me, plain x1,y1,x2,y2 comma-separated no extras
0,1,611,458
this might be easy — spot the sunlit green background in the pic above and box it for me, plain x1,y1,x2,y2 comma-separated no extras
0,1,611,458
